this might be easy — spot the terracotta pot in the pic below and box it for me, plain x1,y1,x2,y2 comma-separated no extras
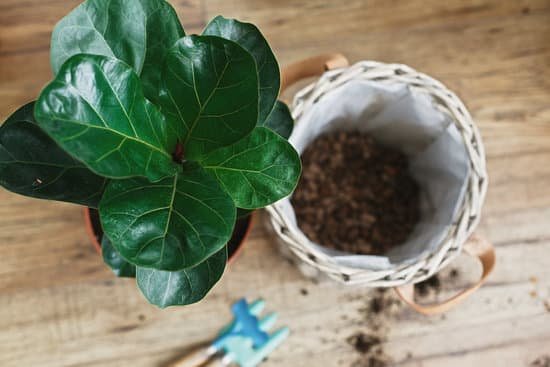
83,207,254,264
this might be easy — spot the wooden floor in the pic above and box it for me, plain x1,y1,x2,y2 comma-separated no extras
1,0,550,366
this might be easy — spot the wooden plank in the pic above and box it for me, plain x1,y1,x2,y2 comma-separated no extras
389,313,550,366
0,225,549,366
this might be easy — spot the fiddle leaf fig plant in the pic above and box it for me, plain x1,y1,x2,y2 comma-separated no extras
0,0,300,308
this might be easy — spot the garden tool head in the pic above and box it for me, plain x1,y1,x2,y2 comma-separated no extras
213,298,290,367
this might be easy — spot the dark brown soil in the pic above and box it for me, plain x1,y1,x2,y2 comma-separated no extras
348,331,391,367
347,289,401,367
226,215,253,259
414,274,442,297
348,333,389,367
348,268,462,366
348,333,382,354
414,268,460,297
292,131,420,255
531,356,550,367
89,208,103,244
87,208,251,260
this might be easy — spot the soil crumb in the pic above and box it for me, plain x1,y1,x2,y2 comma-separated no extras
449,268,460,279
414,274,442,297
292,131,420,255
531,356,550,367
414,268,461,298
348,333,381,354
347,331,391,367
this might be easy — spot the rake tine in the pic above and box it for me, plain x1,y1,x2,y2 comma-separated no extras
243,327,290,367
258,312,278,331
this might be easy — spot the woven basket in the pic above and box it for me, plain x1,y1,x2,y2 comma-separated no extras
266,55,495,314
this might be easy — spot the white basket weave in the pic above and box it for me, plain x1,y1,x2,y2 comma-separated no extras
266,60,488,287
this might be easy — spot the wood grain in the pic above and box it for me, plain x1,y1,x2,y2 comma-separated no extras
1,0,550,366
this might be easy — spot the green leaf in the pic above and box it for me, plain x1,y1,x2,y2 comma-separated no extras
0,102,107,207
50,0,184,101
99,162,236,271
137,0,185,102
50,0,147,75
101,235,136,278
200,127,301,209
259,100,294,139
136,246,227,308
35,54,177,182
203,16,280,124
159,35,259,160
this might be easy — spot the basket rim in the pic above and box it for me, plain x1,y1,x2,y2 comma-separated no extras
266,60,488,286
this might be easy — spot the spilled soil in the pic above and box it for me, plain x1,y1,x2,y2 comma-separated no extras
347,268,461,366
347,289,401,367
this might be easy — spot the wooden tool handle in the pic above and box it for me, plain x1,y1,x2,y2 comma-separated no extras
202,357,228,367
280,53,349,92
394,235,496,315
168,347,214,367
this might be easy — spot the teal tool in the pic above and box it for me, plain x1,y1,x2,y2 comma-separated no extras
169,299,290,367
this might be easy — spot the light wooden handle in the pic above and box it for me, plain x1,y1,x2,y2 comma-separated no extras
202,357,227,367
394,235,496,315
168,347,214,367
280,53,349,92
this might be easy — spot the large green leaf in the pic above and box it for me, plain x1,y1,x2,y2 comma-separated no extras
0,102,107,207
203,16,280,124
200,127,301,209
50,0,147,75
159,35,259,160
102,235,136,278
50,0,184,101
259,100,294,139
137,0,185,102
136,246,227,308
35,54,178,182
99,162,235,271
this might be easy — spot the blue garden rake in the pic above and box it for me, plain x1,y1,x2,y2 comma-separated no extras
169,299,289,367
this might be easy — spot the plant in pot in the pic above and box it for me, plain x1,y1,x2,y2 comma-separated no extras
0,0,301,308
